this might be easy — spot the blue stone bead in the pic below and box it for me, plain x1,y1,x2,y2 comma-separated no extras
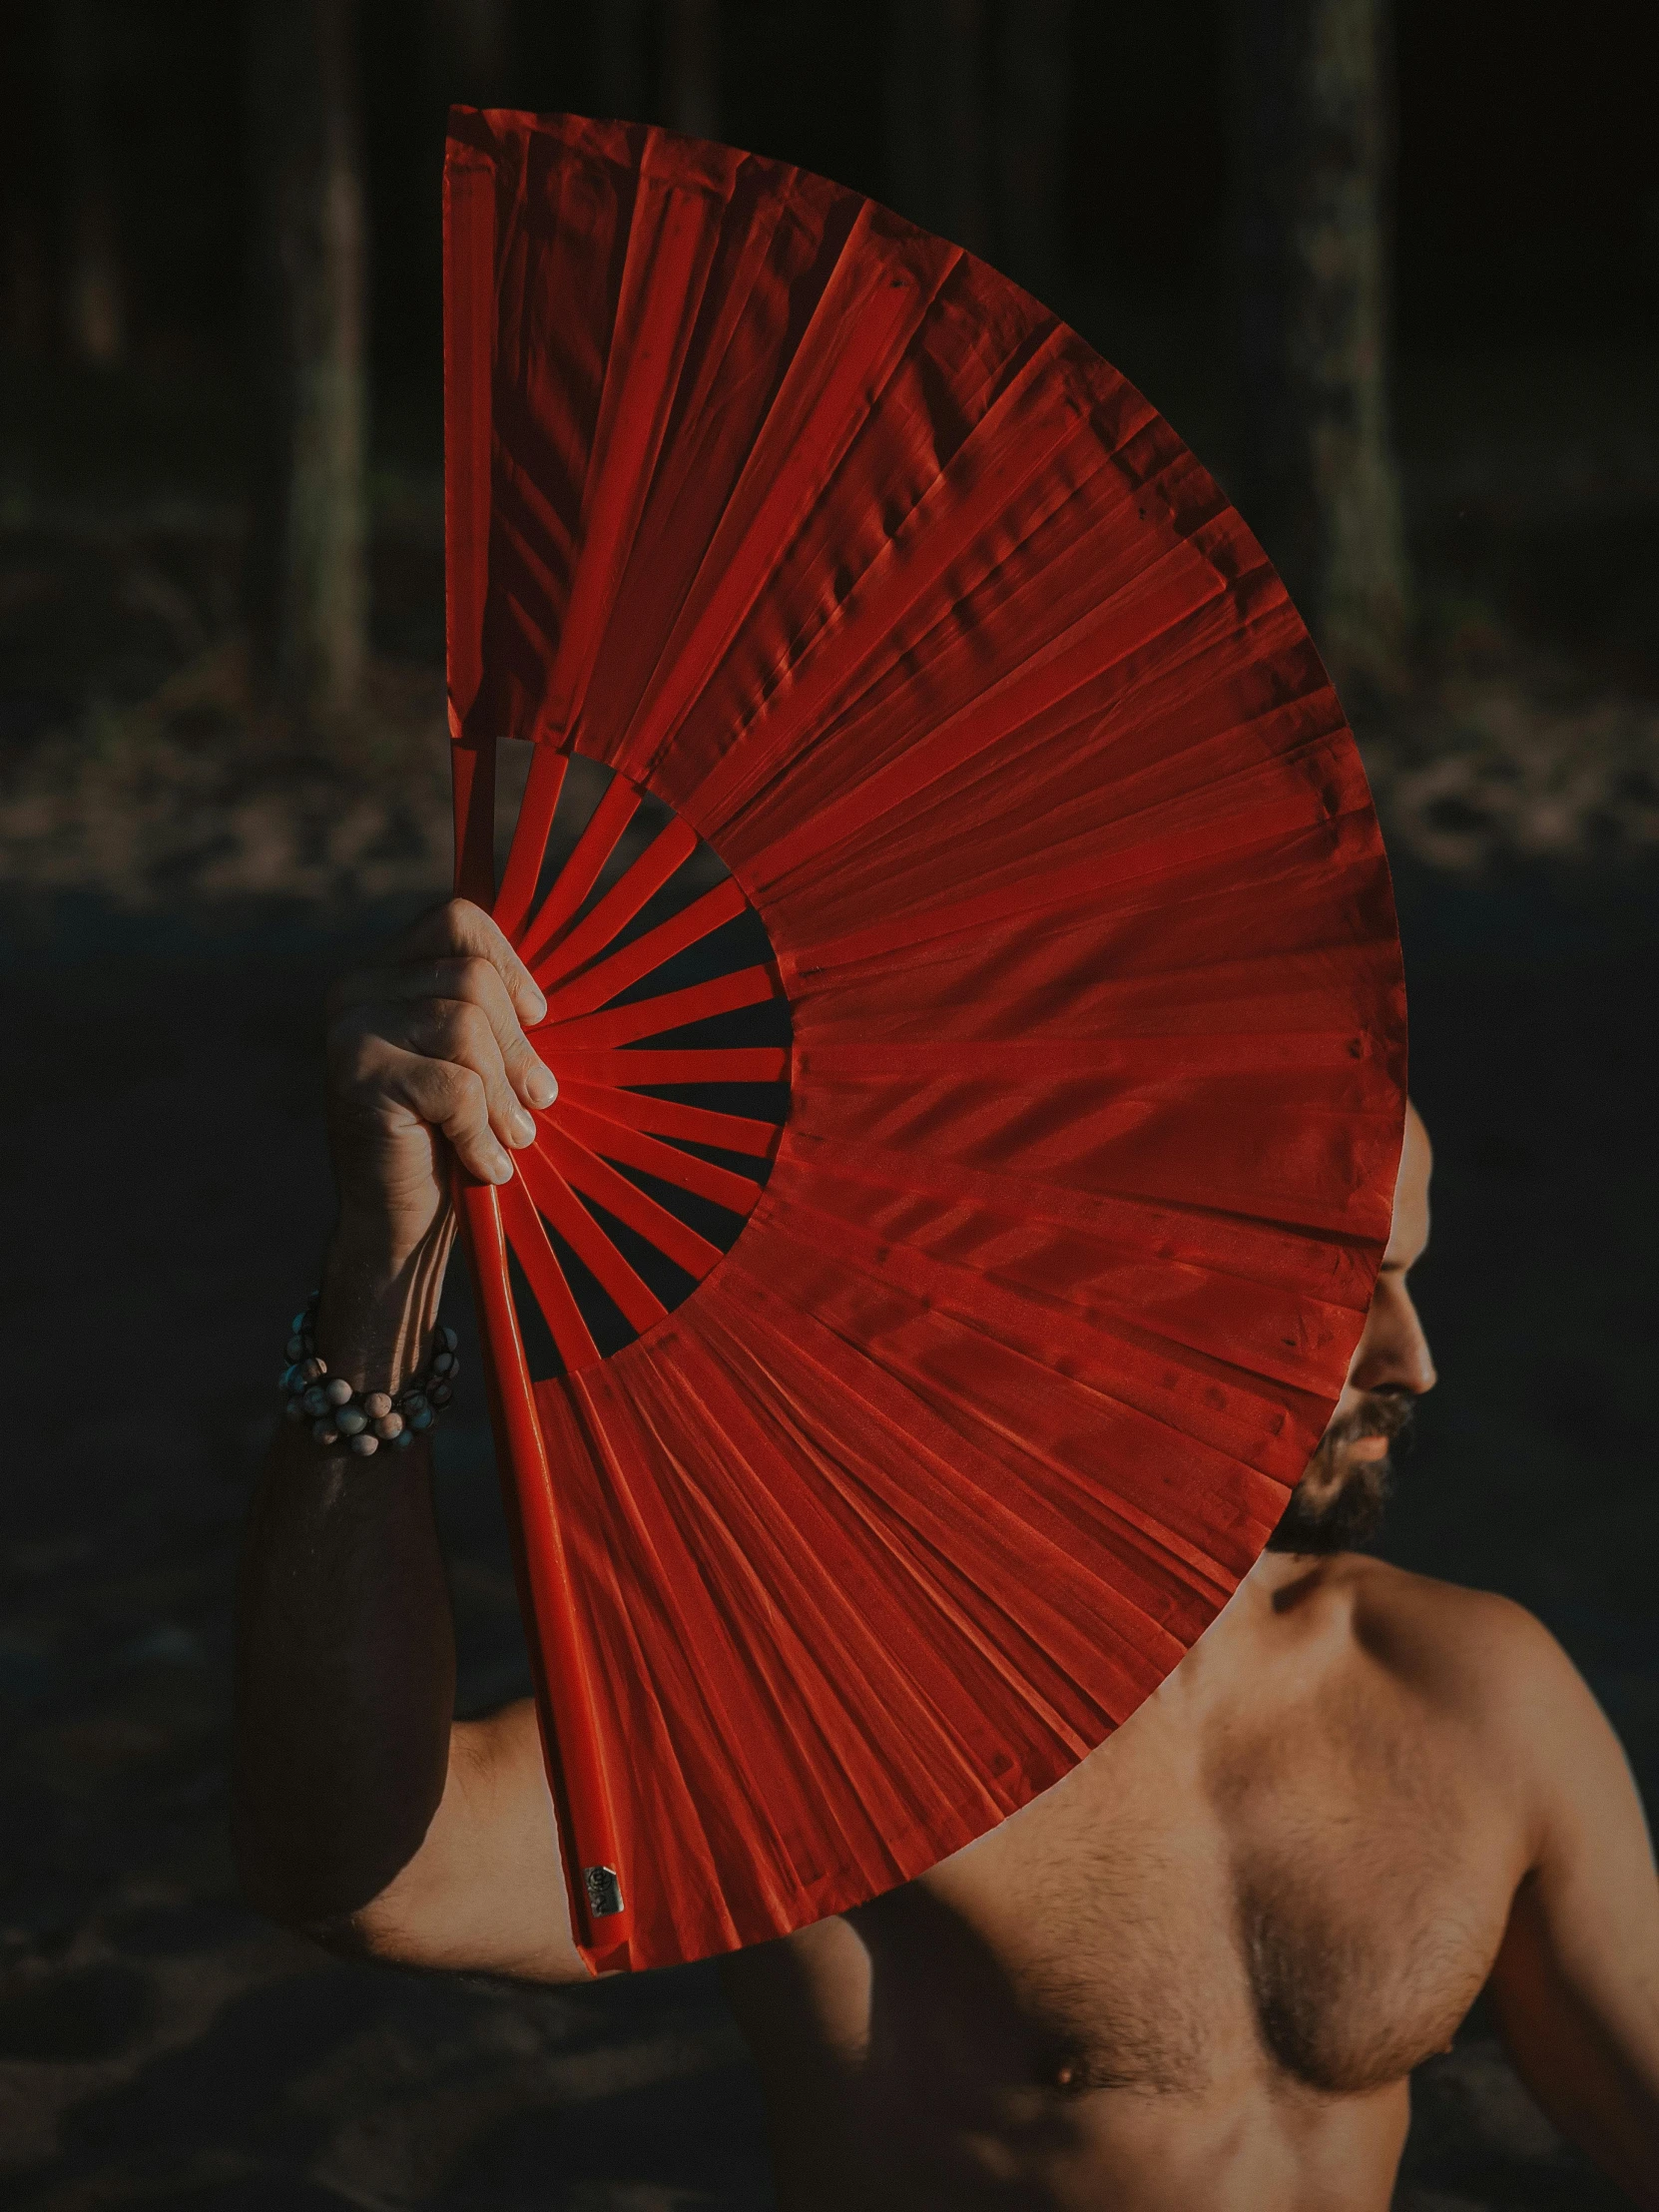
407,1404,435,1431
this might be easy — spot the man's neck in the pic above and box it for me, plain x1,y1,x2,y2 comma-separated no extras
1174,1548,1354,1688
1245,1547,1348,1601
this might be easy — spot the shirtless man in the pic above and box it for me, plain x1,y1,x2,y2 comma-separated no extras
234,898,1659,2211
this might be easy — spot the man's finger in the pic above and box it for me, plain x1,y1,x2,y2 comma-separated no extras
396,898,547,1029
331,955,558,1111
377,998,544,1154
382,1048,516,1186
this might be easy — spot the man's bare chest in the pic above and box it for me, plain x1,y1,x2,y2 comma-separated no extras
874,1684,1518,2100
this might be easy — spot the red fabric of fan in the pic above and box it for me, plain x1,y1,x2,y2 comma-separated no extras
442,108,1406,1975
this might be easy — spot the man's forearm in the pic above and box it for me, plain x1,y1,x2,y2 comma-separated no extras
232,1222,459,1932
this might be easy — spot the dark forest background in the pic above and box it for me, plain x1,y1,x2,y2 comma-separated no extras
4,0,1657,885
1,5,1656,2209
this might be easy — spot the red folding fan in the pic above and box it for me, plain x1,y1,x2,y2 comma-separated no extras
442,109,1406,1975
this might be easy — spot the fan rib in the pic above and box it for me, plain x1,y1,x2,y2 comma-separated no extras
555,1098,764,1214
533,816,701,992
518,777,641,969
494,744,569,941
549,964,780,1052
451,735,497,908
553,1047,788,1084
540,1124,726,1280
516,1148,670,1334
537,877,748,1021
497,1172,603,1373
557,1078,780,1159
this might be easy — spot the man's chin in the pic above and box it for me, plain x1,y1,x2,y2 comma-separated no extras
1266,1451,1394,1555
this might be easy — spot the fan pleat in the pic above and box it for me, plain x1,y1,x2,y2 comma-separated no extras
443,110,1406,1971
691,1271,1200,1696
609,220,960,776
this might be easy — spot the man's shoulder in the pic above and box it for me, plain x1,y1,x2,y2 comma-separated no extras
1333,1552,1582,1732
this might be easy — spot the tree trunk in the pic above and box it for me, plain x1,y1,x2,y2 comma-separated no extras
56,0,127,365
246,0,368,722
664,0,720,139
428,0,515,107
591,0,651,122
1231,0,1410,692
885,0,992,257
990,0,1071,301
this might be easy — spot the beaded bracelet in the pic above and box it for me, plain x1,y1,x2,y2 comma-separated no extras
278,1293,460,1456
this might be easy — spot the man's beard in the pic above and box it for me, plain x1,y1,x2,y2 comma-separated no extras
1266,1393,1416,1555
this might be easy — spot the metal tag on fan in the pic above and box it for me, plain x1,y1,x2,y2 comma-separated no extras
583,1865,625,1918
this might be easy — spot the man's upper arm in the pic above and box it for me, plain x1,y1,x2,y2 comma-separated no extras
1483,1606,1659,2209
348,1697,589,1983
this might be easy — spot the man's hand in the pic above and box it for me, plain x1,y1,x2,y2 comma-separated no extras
325,896,556,1255
316,899,557,1389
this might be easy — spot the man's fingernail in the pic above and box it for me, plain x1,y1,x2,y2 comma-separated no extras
486,1147,513,1183
524,984,547,1023
526,1063,557,1108
509,1108,536,1146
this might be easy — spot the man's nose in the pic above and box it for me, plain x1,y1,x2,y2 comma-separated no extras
1351,1285,1437,1398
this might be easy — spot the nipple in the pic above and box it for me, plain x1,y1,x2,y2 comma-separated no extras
1054,2063,1075,2090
